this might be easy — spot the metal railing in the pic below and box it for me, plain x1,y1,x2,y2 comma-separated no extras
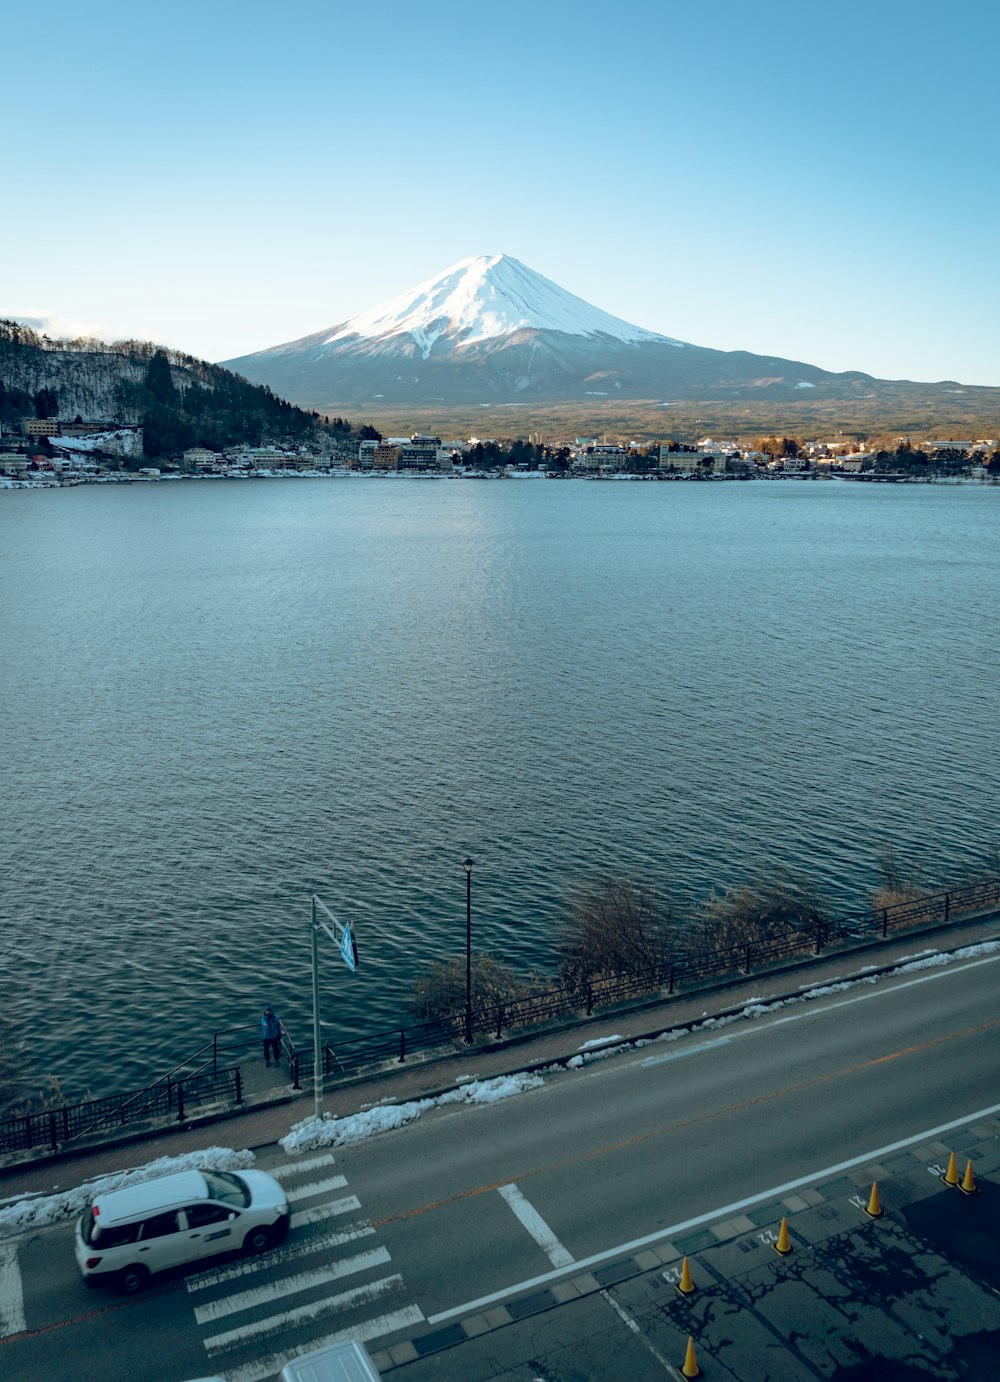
2,877,997,1160
0,1066,243,1158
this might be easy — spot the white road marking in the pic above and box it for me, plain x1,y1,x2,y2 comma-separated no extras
194,1247,391,1323
204,1273,405,1354
269,1152,338,1180
217,1307,425,1382
641,1036,730,1068
0,1242,26,1338
601,1289,674,1373
290,1194,361,1229
498,1183,574,1267
428,1098,1000,1324
286,1173,348,1200
186,1224,375,1291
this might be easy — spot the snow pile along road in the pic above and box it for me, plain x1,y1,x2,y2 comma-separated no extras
280,1072,545,1155
0,1147,254,1238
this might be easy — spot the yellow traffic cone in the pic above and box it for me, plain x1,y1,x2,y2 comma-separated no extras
865,1182,882,1218
942,1152,960,1187
681,1335,700,1378
677,1255,695,1295
774,1216,792,1255
960,1159,978,1195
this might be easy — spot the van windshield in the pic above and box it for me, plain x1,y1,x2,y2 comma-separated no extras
202,1171,251,1208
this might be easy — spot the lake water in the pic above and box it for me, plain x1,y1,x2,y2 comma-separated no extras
2,476,998,1102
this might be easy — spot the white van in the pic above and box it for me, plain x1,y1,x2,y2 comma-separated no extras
75,1167,290,1294
280,1339,381,1381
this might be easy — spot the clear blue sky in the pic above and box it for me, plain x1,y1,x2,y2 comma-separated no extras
6,0,998,384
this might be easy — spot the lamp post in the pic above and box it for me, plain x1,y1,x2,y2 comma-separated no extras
464,857,474,1044
311,895,323,1120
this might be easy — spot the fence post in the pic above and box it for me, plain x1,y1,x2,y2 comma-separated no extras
213,1031,218,1075
398,1031,406,1064
814,920,823,956
585,982,593,1016
176,1082,185,1123
668,962,675,994
292,1052,301,1090
944,892,950,925
234,1068,243,1105
49,1111,58,1153
496,1006,503,1040
743,943,752,975
882,908,889,937
62,1106,70,1143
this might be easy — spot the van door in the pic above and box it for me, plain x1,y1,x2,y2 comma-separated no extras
183,1202,239,1260
134,1209,193,1273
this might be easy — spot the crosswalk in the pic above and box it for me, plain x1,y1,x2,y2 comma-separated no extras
184,1152,423,1382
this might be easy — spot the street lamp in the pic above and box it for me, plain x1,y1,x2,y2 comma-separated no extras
311,895,323,1119
464,858,474,1043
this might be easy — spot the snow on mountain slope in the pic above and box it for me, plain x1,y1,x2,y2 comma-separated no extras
221,254,894,407
323,254,682,357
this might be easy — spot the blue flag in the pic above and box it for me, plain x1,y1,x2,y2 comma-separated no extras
340,919,358,973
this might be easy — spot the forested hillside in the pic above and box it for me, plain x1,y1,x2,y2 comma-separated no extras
0,321,353,458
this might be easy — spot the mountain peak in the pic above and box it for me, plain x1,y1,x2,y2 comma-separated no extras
322,254,675,357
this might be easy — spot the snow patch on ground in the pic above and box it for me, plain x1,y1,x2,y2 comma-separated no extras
279,1073,544,1155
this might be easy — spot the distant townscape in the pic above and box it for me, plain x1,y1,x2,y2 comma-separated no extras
3,417,999,488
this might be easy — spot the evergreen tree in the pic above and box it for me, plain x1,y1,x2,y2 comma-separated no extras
145,350,177,405
33,386,58,418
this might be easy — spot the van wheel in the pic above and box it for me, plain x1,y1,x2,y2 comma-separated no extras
243,1226,272,1255
118,1265,150,1295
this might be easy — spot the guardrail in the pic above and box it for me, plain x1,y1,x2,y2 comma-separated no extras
3,878,998,1159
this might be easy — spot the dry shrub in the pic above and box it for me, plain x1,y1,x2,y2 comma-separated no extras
685,868,827,961
559,872,676,984
412,954,538,1024
872,843,927,912
0,1071,73,1125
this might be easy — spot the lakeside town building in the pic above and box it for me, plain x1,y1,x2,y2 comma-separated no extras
3,416,998,486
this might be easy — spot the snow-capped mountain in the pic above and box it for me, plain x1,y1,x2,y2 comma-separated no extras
320,254,678,355
221,254,880,407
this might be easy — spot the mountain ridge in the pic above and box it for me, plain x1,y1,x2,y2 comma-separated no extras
220,254,929,409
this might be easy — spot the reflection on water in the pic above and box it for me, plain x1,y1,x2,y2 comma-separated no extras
2,478,998,1099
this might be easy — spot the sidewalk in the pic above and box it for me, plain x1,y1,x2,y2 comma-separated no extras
3,912,999,1204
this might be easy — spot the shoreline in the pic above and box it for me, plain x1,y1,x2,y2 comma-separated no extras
3,470,998,491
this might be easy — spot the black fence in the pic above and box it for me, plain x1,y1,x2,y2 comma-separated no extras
3,878,998,1160
0,1066,243,1158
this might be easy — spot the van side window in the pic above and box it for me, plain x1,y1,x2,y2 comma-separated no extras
185,1204,232,1228
93,1221,142,1249
139,1210,181,1239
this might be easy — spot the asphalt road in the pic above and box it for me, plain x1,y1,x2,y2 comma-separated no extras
4,947,1000,1381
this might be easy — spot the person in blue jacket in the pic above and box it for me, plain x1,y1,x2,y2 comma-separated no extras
261,1003,286,1067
